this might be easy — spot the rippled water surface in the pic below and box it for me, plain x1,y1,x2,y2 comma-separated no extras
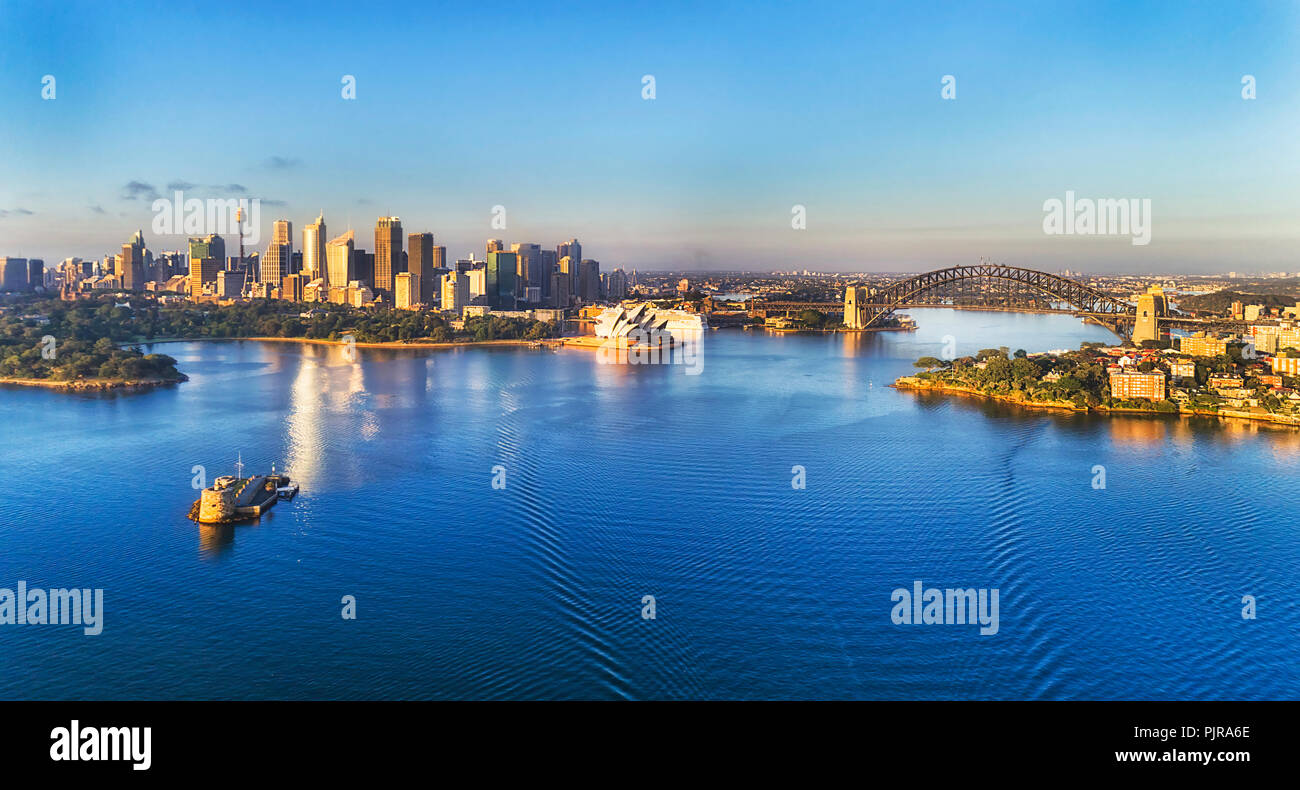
2,309,1297,699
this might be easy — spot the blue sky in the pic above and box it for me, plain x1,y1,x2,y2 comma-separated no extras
1,0,1297,272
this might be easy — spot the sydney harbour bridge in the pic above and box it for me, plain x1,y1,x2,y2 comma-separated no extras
751,261,1244,340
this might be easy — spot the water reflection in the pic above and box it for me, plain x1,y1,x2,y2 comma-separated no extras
198,523,234,559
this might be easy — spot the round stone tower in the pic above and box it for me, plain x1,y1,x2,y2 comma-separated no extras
198,485,238,523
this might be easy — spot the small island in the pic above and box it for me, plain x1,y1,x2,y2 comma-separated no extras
895,341,1300,427
0,335,185,392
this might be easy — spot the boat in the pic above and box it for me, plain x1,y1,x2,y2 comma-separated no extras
277,482,299,499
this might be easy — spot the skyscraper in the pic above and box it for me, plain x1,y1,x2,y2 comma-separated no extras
0,258,29,292
558,255,578,305
578,259,601,302
189,234,226,266
538,249,557,300
27,259,45,291
558,240,582,296
408,232,435,304
273,220,293,252
261,242,292,286
549,267,571,308
557,238,581,274
606,268,628,300
487,239,504,256
188,235,224,299
216,268,245,298
512,243,542,300
119,229,147,290
281,273,307,302
353,250,374,291
188,257,220,300
303,212,326,282
395,271,420,310
326,230,356,290
441,271,470,315
486,251,517,310
374,216,403,295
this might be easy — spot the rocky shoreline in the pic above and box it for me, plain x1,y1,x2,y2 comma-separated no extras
0,376,186,392
893,376,1300,428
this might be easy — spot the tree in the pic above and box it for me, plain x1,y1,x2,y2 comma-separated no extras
983,356,1013,382
796,309,826,329
1011,358,1039,381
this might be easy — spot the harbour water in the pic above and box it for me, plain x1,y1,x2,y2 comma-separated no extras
1,309,1297,699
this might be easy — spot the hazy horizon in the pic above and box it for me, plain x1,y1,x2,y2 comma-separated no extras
2,0,1298,273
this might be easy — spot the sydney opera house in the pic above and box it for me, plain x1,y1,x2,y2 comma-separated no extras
592,303,708,343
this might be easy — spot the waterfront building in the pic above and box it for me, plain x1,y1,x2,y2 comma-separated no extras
1108,368,1166,400
374,216,403,295
593,302,708,342
303,212,326,282
1169,359,1196,381
1206,373,1245,392
326,230,356,289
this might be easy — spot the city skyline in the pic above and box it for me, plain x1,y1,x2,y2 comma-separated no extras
2,1,1299,271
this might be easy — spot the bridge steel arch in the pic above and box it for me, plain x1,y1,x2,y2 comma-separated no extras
856,263,1133,328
